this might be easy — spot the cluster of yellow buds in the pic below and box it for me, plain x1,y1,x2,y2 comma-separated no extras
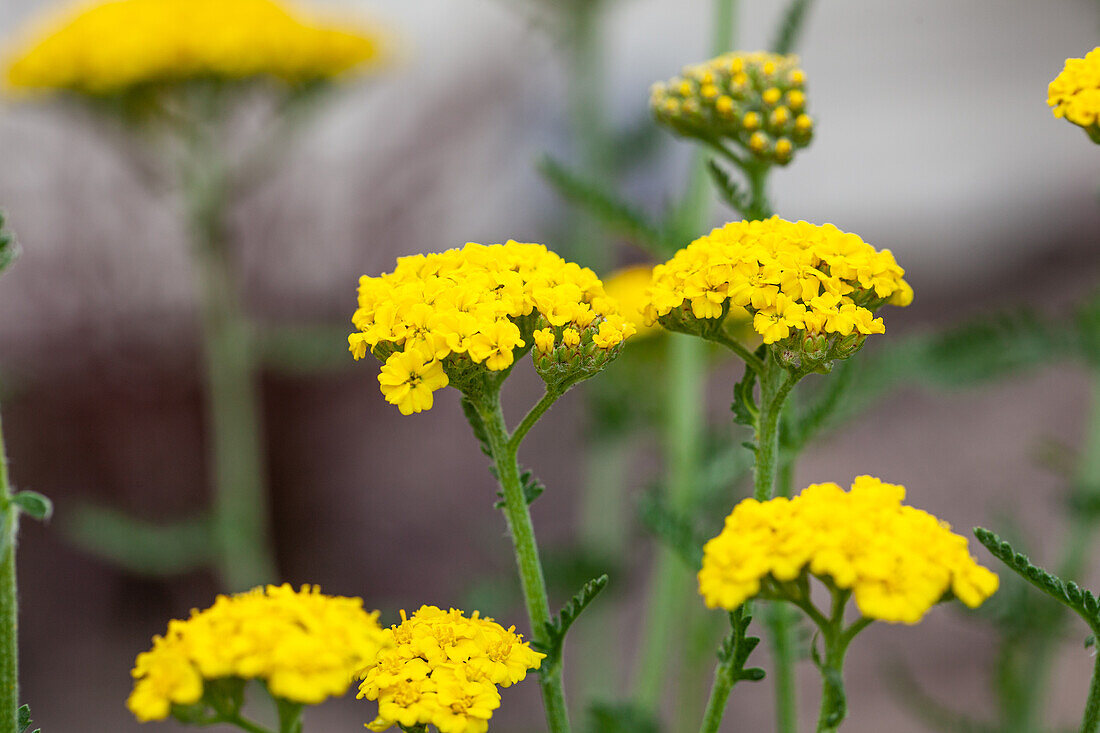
3,0,384,96
349,241,636,414
650,51,813,165
126,585,388,722
698,476,999,624
1048,47,1100,143
643,217,912,370
357,605,544,733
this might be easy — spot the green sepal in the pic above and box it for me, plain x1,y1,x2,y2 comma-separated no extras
586,701,662,733
637,493,704,568
18,704,40,733
535,574,609,674
717,605,766,683
974,528,1100,634
538,156,672,257
10,491,52,521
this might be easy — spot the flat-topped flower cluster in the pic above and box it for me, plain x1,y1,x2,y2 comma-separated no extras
643,217,912,362
357,605,544,733
4,0,383,95
350,241,636,414
651,51,813,164
698,476,999,624
126,584,388,722
1048,47,1100,141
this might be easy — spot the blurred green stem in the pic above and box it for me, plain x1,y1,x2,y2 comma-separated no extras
769,456,799,733
474,389,572,733
185,130,276,590
0,412,18,733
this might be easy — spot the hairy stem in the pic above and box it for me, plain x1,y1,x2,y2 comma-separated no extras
0,412,17,733
754,357,796,501
475,391,571,733
1084,648,1100,733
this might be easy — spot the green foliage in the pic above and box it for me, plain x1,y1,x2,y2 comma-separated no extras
538,156,672,256
731,356,761,430
10,491,51,521
65,504,214,575
460,398,493,459
537,574,610,674
586,701,662,733
637,493,704,568
782,360,855,452
1075,289,1100,370
256,324,356,375
974,528,1100,634
18,704,40,733
771,0,816,55
717,606,765,683
706,160,751,216
493,467,545,507
0,213,20,276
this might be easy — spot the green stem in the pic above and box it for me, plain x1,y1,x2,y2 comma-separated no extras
754,357,797,501
275,698,303,733
0,412,17,733
1083,649,1100,733
186,138,277,591
475,391,571,733
811,594,869,733
708,330,765,372
224,714,277,733
768,458,798,733
697,649,738,733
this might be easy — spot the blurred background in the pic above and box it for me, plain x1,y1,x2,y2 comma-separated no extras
0,0,1099,730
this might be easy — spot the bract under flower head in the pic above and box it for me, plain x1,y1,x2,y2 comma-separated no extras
4,0,385,96
644,217,911,369
698,476,999,624
126,584,389,722
358,605,544,733
349,241,637,413
651,51,813,165
1048,47,1100,143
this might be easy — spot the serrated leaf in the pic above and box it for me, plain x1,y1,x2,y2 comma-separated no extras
975,528,1100,634
770,0,815,55
637,494,704,568
731,357,760,429
537,574,609,673
586,701,662,733
494,466,545,508
11,491,51,521
17,703,40,733
64,504,214,576
706,159,749,215
717,606,766,684
538,156,669,255
0,213,21,276
460,398,493,458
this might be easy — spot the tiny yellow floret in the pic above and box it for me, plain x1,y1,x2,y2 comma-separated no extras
127,584,389,722
698,477,999,624
1048,47,1100,142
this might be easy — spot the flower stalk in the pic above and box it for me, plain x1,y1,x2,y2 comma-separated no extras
472,388,572,733
0,414,17,733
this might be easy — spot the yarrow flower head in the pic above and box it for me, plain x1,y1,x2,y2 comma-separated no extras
357,605,544,733
651,51,813,165
643,217,912,370
126,584,388,723
1048,47,1100,143
698,476,999,624
349,241,637,414
4,0,385,96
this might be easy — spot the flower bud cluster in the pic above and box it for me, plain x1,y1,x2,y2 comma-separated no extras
349,241,636,414
1048,47,1100,143
650,51,813,165
643,217,912,370
4,0,384,95
698,476,1000,624
357,605,544,733
126,584,388,723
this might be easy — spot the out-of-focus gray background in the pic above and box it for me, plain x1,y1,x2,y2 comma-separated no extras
0,0,1099,730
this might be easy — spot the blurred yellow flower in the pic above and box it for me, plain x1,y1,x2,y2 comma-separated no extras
4,0,386,95
1048,47,1100,142
602,265,661,338
127,584,388,722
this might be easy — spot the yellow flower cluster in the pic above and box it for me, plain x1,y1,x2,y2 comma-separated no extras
651,51,813,164
349,241,636,414
601,265,662,339
1048,47,1100,142
358,606,544,733
127,584,388,722
699,476,999,624
644,217,911,364
4,0,383,95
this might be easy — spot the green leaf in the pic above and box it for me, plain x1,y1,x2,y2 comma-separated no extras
771,0,816,55
538,156,669,255
0,213,21,276
17,704,40,733
64,504,215,576
718,605,765,683
586,702,662,733
706,159,749,215
731,355,760,430
493,466,545,508
537,574,609,673
637,493,704,568
10,491,52,521
460,398,493,459
974,528,1100,634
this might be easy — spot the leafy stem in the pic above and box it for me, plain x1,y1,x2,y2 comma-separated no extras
696,604,766,733
1,413,18,733
754,353,803,501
